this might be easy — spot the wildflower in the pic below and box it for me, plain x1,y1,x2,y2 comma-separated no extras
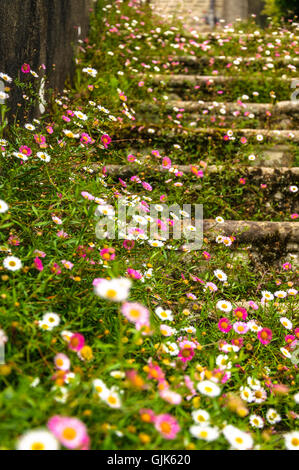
19,145,32,156
101,388,122,408
216,300,232,313
36,152,50,162
160,389,182,405
191,409,210,424
3,256,22,271
233,321,249,335
214,269,227,282
155,306,173,321
280,317,293,330
284,431,299,450
48,416,89,449
257,328,272,345
0,72,12,82
17,429,60,450
33,257,43,271
197,380,221,397
218,318,232,333
233,307,247,320
190,425,219,441
74,111,87,121
99,247,115,261
178,344,195,363
94,278,131,302
121,302,149,326
68,333,85,352
0,199,9,213
101,134,112,148
21,63,31,73
42,312,60,329
154,414,180,440
240,387,254,403
54,354,70,371
140,409,156,423
223,425,253,450
249,415,264,429
82,67,97,77
266,408,281,424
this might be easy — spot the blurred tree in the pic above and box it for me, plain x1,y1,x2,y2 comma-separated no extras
263,0,299,21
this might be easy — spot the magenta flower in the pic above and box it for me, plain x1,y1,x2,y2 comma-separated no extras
101,134,112,149
19,145,32,156
21,63,31,73
218,318,232,333
257,328,272,345
34,257,43,272
68,333,85,352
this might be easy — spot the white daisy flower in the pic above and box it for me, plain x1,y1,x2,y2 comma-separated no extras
284,431,299,450
223,425,253,450
280,317,293,330
190,425,219,441
16,429,60,450
3,256,22,271
42,312,60,328
155,306,173,321
214,269,227,282
197,380,221,397
216,300,232,313
249,415,264,429
36,152,50,162
266,408,281,424
0,199,9,213
94,278,131,302
191,409,210,424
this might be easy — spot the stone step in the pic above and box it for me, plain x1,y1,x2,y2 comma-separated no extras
137,100,299,129
148,73,296,86
155,100,299,115
101,164,299,178
163,55,299,66
202,220,299,244
120,125,299,143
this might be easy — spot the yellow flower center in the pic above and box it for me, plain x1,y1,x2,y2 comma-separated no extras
62,427,76,440
160,422,171,434
106,289,117,299
31,442,45,450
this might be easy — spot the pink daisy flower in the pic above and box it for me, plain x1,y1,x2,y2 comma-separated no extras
154,414,180,440
257,328,272,345
218,318,232,333
233,321,249,335
68,333,85,352
121,302,149,326
48,415,89,449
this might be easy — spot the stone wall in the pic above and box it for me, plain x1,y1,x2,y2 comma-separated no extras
0,0,93,121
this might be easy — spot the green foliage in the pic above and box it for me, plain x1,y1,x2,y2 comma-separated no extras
263,0,299,21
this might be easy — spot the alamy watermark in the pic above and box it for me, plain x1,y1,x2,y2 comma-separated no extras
95,198,203,251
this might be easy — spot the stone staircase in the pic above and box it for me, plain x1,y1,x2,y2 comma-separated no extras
102,7,299,268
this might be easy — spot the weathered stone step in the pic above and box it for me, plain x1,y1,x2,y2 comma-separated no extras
148,73,296,86
180,31,299,41
138,100,299,129
202,220,299,244
156,100,299,115
164,55,299,67
102,164,299,178
121,125,299,143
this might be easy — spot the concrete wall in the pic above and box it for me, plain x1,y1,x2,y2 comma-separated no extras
0,0,93,121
